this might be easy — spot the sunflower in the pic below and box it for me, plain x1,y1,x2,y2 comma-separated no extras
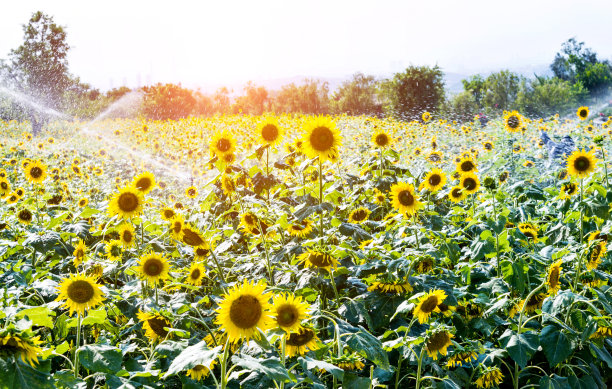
587,241,606,270
456,156,478,174
240,211,259,233
348,207,371,224
169,215,185,240
78,197,88,207
518,224,538,242
221,174,235,195
108,186,144,220
106,240,122,262
23,160,47,184
413,290,447,323
302,116,342,162
520,292,547,314
566,149,598,178
421,169,447,192
181,224,206,247
425,329,454,360
446,350,478,368
372,189,386,204
475,367,504,389
422,111,431,122
137,310,172,341
592,326,612,339
332,353,366,371
215,279,274,342
297,249,339,272
133,172,156,194
273,294,310,333
259,117,284,146
390,182,422,215
211,131,236,156
184,186,198,199
187,360,217,381
0,331,43,367
547,259,562,295
503,110,523,132
17,208,33,224
499,171,509,183
185,263,206,286
448,186,467,203
559,182,578,199
367,280,413,294
0,179,11,196
460,173,480,195
413,147,423,156
577,106,589,120
160,207,176,221
482,141,494,151
117,223,136,248
194,241,211,260
56,274,105,316
73,239,87,267
285,327,321,357
512,143,523,153
426,151,443,164
371,130,392,148
136,253,170,285
287,219,314,238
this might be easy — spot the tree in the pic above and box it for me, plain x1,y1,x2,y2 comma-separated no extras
231,82,269,114
1,11,72,135
141,83,196,120
330,73,381,116
461,75,486,107
442,91,480,123
481,70,521,113
515,76,587,118
272,79,329,114
378,65,445,121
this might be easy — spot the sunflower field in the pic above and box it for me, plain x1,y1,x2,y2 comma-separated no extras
1,109,612,389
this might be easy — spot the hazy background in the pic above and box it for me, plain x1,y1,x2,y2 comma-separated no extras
2,0,611,92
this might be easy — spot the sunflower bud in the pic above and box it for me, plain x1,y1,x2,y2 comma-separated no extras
483,176,497,190
594,135,604,146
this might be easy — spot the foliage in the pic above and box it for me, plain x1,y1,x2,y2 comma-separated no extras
442,90,480,123
330,73,382,116
141,83,197,120
271,78,330,114
515,76,588,118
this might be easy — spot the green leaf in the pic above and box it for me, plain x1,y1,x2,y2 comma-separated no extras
339,321,390,370
540,325,573,366
502,331,539,368
16,306,55,329
53,370,86,389
298,357,343,380
231,354,293,382
539,374,570,389
568,375,597,389
342,373,371,389
0,358,54,389
81,307,107,326
78,344,122,374
501,259,527,294
166,342,222,377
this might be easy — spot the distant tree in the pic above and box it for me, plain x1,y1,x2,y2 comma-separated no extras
551,38,612,96
213,87,231,114
0,11,72,134
106,86,132,101
515,76,587,118
330,73,381,116
232,82,269,114
461,75,486,107
481,70,521,113
272,79,329,114
442,91,480,123
193,91,214,116
378,65,445,121
141,83,196,120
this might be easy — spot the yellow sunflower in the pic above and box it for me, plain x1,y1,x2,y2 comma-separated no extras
577,106,589,120
413,290,447,324
391,182,423,215
587,241,607,270
210,131,236,156
287,219,314,238
426,151,443,164
108,185,144,220
460,172,480,195
456,156,478,174
297,249,339,272
133,171,156,194
448,186,467,203
56,274,105,316
160,207,176,221
371,130,392,148
23,160,47,184
185,186,198,198
118,223,136,248
503,110,523,132
185,263,206,286
259,117,284,146
425,329,454,360
16,208,32,224
73,239,87,267
475,367,504,389
285,327,320,357
215,279,274,342
137,310,172,341
446,350,478,368
0,332,43,367
348,207,371,224
422,111,431,122
169,215,185,240
421,169,447,192
181,224,206,247
302,116,342,163
273,294,311,333
136,252,171,285
106,240,122,262
547,259,562,295
187,360,217,381
559,182,578,199
566,149,598,178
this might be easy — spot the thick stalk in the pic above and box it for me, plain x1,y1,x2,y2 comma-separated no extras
492,192,501,276
280,334,287,389
415,347,425,389
395,351,404,389
220,338,231,389
573,179,585,289
74,313,81,378
319,159,324,239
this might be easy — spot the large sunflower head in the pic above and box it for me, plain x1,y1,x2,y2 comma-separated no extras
391,182,423,215
285,327,320,357
413,290,447,324
137,310,172,342
287,219,314,238
23,160,47,184
272,294,310,333
460,172,480,194
136,252,170,285
297,249,339,272
504,110,523,132
0,330,43,367
547,259,562,295
566,149,598,178
259,117,284,146
348,207,371,224
56,273,105,316
456,156,478,174
215,279,273,342
181,224,206,247
371,130,392,148
185,262,206,286
577,106,589,120
425,327,454,360
109,186,144,220
132,172,156,194
421,169,447,192
302,116,342,162
211,131,236,156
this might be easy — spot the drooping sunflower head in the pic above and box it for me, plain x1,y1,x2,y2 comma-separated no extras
187,360,217,381
185,262,206,286
137,252,170,285
446,349,478,368
133,171,156,194
577,106,589,120
425,328,454,360
390,182,422,215
559,182,578,199
259,117,284,146
547,259,562,295
287,219,314,238
297,249,339,272
566,149,598,178
181,224,206,247
348,207,371,224
504,110,523,132
73,239,87,267
518,224,539,243
413,290,448,324
0,331,43,367
211,131,236,156
56,273,105,316
23,160,47,184
421,169,447,192
587,241,607,271
285,327,320,357
109,186,144,220
371,130,392,148
215,279,273,342
302,116,342,162
137,310,172,341
272,293,310,333
475,366,504,389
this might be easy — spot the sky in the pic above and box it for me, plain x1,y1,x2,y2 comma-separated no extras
1,0,611,91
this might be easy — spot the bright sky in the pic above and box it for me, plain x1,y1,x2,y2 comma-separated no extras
1,0,611,91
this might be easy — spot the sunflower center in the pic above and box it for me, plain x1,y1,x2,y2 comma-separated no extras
147,317,169,336
196,247,209,256
1,182,8,190
18,210,33,222
122,231,133,243
420,295,439,313
118,192,139,212
484,143,492,150
276,304,299,327
144,258,163,276
291,224,305,231
398,190,414,206
310,127,334,151
182,229,204,246
244,214,255,225
187,188,196,197
427,331,450,351
429,153,441,162
287,329,315,346
460,161,474,172
261,124,279,142
30,167,43,178
191,269,201,280
574,156,590,172
375,134,388,146
229,295,262,329
549,268,560,287
351,209,368,221
67,280,95,304
217,138,231,152
172,222,182,234
463,178,477,190
75,248,84,258
507,116,520,129
136,178,151,191
580,109,587,118
428,174,441,186
308,252,333,268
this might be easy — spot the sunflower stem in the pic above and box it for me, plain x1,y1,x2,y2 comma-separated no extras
74,313,81,378
491,190,501,277
415,347,425,389
155,284,158,305
601,146,609,188
209,247,227,288
279,334,286,389
328,268,340,307
220,337,230,389
379,148,384,179
318,159,324,239
395,350,404,389
412,214,420,251
573,179,585,289
266,147,270,203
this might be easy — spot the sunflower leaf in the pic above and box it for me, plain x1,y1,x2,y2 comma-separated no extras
298,357,343,380
231,354,294,382
0,358,55,389
165,342,221,377
540,325,573,366
78,344,123,374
